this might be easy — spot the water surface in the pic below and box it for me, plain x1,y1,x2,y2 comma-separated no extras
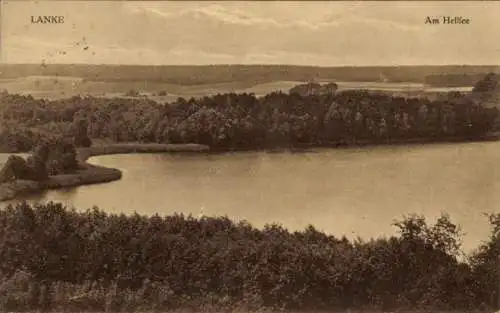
4,142,500,253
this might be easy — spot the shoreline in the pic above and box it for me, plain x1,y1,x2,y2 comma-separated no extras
0,143,210,202
207,133,500,154
0,135,499,202
76,142,211,162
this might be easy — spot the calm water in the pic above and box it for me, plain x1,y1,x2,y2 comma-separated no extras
3,142,500,254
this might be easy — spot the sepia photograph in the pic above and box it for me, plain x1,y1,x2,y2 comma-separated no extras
0,0,500,312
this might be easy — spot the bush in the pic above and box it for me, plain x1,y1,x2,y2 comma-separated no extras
0,202,498,312
0,270,35,311
0,138,80,182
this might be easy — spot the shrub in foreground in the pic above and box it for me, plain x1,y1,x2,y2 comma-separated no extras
0,201,498,312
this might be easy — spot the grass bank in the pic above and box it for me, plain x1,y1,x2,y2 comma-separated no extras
0,143,210,202
76,142,210,162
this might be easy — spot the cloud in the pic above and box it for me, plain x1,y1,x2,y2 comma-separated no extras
182,5,282,27
3,36,245,65
126,2,419,33
2,1,500,65
4,33,499,66
126,3,296,29
127,4,288,28
115,2,423,59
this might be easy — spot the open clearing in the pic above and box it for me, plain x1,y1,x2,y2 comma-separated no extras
0,76,473,101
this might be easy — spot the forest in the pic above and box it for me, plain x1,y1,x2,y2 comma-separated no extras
0,64,498,85
424,73,493,87
0,202,499,312
0,73,498,153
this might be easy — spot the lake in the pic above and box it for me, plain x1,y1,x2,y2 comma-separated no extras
2,141,500,254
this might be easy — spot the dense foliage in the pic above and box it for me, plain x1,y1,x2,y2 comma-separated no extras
0,155,43,183
0,85,497,153
36,138,80,176
0,138,80,183
0,202,498,312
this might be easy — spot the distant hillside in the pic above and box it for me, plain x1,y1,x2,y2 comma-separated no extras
0,64,498,86
424,73,499,87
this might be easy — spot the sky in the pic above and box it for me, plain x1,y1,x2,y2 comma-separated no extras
1,1,499,66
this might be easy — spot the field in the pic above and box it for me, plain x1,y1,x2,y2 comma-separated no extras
0,76,300,101
0,76,473,101
0,64,495,100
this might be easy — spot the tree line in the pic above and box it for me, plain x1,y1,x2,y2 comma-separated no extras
0,202,499,312
0,81,497,153
1,64,498,85
0,136,83,183
425,73,498,87
0,105,92,182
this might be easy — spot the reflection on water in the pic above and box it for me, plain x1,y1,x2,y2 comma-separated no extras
3,141,500,253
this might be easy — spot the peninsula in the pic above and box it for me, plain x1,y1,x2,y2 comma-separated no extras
0,142,210,202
